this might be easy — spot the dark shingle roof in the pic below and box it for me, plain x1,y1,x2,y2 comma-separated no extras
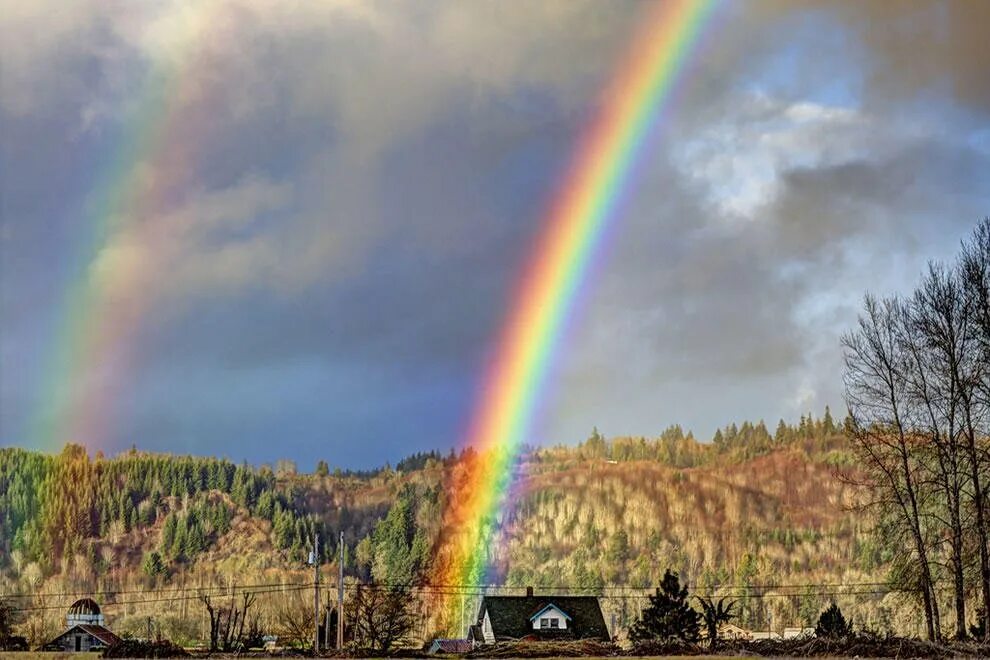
478,595,609,641
429,639,474,654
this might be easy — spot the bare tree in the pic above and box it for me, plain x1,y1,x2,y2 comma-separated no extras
347,584,417,653
200,592,256,652
275,589,315,650
904,264,970,639
842,295,941,640
959,218,990,640
844,219,990,641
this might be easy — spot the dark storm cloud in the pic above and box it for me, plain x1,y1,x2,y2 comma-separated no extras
1,0,988,463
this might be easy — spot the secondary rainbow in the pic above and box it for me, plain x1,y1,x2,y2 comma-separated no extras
431,0,720,608
28,5,220,452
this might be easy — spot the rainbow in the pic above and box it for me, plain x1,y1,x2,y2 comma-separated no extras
431,0,720,614
28,6,220,452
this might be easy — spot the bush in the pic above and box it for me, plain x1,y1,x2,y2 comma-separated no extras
102,639,189,658
815,602,852,638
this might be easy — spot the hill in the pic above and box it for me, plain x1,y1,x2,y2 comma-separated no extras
0,411,919,646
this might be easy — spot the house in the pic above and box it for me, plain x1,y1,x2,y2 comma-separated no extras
427,638,474,654
469,588,610,644
41,599,121,652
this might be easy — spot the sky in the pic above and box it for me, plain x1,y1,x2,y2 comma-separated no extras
1,0,988,469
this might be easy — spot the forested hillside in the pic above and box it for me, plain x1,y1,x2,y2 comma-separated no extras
0,410,918,646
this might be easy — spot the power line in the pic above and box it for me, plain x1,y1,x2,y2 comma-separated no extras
9,584,313,613
1,580,312,599
4,578,938,613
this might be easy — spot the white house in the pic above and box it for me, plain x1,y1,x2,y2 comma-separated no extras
468,588,609,644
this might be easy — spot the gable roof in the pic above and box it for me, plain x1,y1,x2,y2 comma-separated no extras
528,603,573,622
47,624,122,648
477,595,609,641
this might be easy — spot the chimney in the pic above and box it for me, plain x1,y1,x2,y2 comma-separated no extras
526,586,534,598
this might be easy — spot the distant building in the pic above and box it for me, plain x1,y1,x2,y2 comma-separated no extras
783,626,815,639
468,588,610,644
41,599,121,653
718,623,752,640
750,630,783,641
427,638,474,654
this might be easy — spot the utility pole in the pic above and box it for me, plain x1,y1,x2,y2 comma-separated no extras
337,530,344,650
312,532,320,655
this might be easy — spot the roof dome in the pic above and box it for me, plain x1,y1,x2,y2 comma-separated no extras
68,598,101,616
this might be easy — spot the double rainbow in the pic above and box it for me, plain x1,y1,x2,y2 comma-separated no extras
431,0,719,613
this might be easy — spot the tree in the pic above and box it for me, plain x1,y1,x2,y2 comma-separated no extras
348,585,416,653
958,218,990,640
629,569,700,644
315,460,329,477
141,551,165,580
200,592,256,652
815,603,851,639
696,597,737,650
606,530,629,564
584,427,607,458
842,295,941,641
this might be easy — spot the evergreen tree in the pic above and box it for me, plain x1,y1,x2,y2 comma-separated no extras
629,569,700,643
815,602,851,638
774,419,789,444
142,551,166,579
607,530,630,564
161,513,177,553
822,405,835,435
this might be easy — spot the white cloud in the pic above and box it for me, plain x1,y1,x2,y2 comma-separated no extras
672,95,916,219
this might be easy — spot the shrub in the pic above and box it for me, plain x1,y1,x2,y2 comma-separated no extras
815,602,851,638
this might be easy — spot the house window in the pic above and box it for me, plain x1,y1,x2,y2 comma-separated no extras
540,618,550,629
550,618,560,629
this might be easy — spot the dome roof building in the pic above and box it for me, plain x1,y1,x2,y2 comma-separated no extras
41,598,120,652
66,598,104,626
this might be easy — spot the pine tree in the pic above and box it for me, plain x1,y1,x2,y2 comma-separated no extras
815,602,851,638
822,405,835,435
629,569,700,643
142,551,166,579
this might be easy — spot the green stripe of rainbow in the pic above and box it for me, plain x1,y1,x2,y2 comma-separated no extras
431,0,719,608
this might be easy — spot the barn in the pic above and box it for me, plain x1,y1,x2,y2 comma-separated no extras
41,599,121,652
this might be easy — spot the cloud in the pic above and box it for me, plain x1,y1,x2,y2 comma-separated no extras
2,0,989,462
541,89,990,444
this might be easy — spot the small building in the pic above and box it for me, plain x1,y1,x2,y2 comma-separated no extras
469,588,610,644
750,630,782,641
42,599,121,652
427,638,474,654
783,626,815,639
717,623,752,640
